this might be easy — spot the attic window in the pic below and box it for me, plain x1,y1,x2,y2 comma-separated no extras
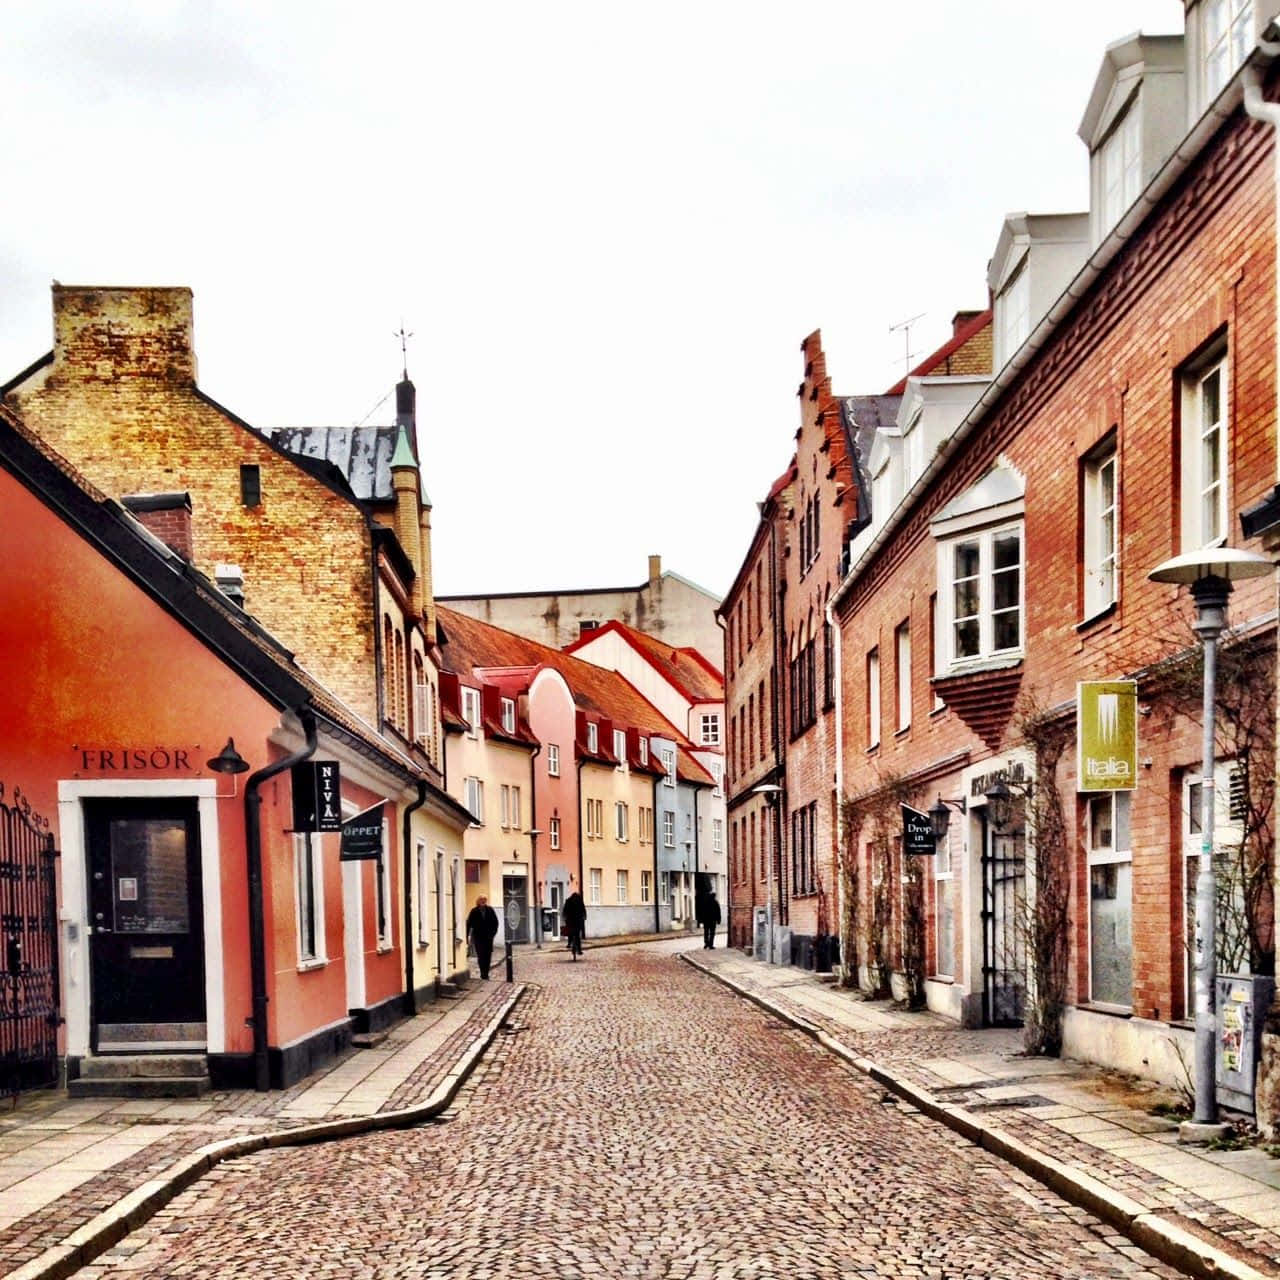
579,620,599,636
501,697,516,734
240,464,261,508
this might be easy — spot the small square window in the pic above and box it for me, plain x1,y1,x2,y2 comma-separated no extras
240,464,261,508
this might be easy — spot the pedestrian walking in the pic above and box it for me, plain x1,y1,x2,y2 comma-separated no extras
465,895,500,980
562,887,586,960
701,891,721,949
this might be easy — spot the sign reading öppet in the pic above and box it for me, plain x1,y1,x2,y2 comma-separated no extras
1077,681,1137,792
340,802,386,861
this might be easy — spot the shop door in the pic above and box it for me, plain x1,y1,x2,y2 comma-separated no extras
85,799,205,1050
982,818,1026,1027
502,875,530,943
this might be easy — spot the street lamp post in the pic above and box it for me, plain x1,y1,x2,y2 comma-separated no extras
752,783,783,964
525,828,543,949
1149,547,1275,1136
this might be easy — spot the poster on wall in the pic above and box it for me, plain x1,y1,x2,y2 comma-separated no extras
1077,681,1137,792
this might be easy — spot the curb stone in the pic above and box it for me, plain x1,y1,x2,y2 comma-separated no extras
6,984,527,1280
681,954,1273,1280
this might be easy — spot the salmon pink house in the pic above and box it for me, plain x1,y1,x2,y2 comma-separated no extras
0,405,471,1094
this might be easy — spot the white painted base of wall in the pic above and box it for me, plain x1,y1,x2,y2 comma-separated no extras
1061,1007,1195,1092
924,977,966,1022
588,905,661,937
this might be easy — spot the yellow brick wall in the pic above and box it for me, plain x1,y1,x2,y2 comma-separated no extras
8,286,379,721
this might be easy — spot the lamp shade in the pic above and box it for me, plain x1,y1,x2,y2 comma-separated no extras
1148,547,1274,584
206,738,250,775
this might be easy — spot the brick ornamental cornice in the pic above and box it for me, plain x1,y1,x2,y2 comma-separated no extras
841,109,1273,617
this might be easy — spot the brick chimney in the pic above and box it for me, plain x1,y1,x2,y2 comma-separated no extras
52,285,197,384
122,492,194,560
648,554,662,585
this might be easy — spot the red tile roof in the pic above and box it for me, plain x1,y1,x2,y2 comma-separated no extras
563,619,723,703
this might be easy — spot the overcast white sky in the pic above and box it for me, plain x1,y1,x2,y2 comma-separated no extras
1,1,1180,600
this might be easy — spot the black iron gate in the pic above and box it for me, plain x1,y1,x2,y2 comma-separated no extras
982,823,1026,1027
1,786,60,1099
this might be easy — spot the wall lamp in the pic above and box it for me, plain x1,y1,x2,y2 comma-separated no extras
207,737,250,797
927,794,966,842
984,777,1015,834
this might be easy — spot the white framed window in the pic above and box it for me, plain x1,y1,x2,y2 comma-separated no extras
895,620,911,732
997,259,1030,368
376,827,393,951
867,648,880,749
616,869,629,904
550,816,561,850
615,801,629,842
700,713,721,745
903,410,925,488
641,869,652,903
933,824,954,980
639,737,649,766
1087,791,1132,1009
1098,99,1141,236
589,867,602,906
663,810,675,848
464,776,484,824
500,784,511,829
713,818,723,853
587,721,599,753
638,806,652,844
293,832,325,965
511,786,521,832
414,680,431,748
500,697,516,734
1204,0,1253,102
659,871,670,905
1083,445,1119,618
585,797,603,839
614,728,626,769
415,840,430,947
548,744,560,777
711,762,722,799
1181,351,1228,551
661,747,676,787
462,687,481,738
938,524,1024,667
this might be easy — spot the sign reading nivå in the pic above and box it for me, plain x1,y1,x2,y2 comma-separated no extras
291,760,344,833
1077,681,1138,793
902,805,935,857
340,802,386,861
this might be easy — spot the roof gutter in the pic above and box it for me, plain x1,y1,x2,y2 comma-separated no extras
830,57,1265,618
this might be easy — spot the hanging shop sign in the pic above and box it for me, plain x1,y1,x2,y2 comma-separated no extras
291,760,343,832
340,801,386,861
901,804,935,856
1077,680,1137,792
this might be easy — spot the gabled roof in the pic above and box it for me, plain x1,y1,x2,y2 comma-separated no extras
0,403,466,819
437,606,694,748
884,308,993,396
268,425,398,503
562,619,724,702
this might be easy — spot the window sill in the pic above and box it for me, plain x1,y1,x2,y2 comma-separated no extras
297,957,329,973
1076,600,1118,633
933,653,1023,681
925,974,954,985
1078,1001,1133,1019
866,743,881,756
894,725,911,740
377,942,394,955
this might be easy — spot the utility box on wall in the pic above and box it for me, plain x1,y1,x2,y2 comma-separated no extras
1217,974,1275,1114
753,907,768,960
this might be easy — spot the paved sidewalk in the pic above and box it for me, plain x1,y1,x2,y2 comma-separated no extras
686,947,1280,1280
0,979,524,1280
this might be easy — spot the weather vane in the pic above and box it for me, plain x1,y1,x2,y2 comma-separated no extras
394,322,413,380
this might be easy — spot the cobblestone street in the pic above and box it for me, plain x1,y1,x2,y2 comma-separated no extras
72,941,1181,1279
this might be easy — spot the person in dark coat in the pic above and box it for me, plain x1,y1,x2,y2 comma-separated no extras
562,888,586,960
701,891,721,949
465,896,500,980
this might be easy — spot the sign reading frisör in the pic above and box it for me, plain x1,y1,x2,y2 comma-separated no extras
1077,681,1138,792
902,804,935,856
291,760,344,833
340,802,386,861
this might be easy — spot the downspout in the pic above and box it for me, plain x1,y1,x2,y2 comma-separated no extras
769,514,788,926
826,592,847,977
693,785,701,887
576,757,586,895
371,530,386,730
716,616,731,942
652,771,661,933
401,778,427,1015
528,741,541,945
245,704,317,1092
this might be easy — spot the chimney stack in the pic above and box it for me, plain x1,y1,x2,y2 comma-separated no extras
52,285,197,384
122,492,194,560
648,554,662,585
215,563,245,610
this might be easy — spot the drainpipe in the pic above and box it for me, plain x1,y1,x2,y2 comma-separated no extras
401,779,427,1015
244,705,317,1092
528,741,541,946
652,772,661,934
768,514,788,926
576,757,586,895
1245,51,1280,482
826,592,847,978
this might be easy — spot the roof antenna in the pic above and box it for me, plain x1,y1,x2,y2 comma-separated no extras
889,312,924,377
394,322,414,381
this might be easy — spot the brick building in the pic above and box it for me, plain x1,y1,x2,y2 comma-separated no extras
833,17,1280,1093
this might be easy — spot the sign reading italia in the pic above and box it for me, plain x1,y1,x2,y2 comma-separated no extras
291,760,344,833
340,802,386,861
1077,680,1138,792
901,805,936,856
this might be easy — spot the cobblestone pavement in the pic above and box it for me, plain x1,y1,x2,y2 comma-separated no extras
72,940,1182,1279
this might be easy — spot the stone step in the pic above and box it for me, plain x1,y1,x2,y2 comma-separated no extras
351,1030,388,1050
97,1022,207,1051
68,1074,211,1099
80,1054,209,1079
436,981,463,1000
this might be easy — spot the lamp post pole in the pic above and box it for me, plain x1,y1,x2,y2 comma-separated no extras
752,783,783,964
1150,547,1274,1137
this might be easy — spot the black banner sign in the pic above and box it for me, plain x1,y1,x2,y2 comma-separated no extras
340,802,386,861
291,760,344,833
902,804,935,857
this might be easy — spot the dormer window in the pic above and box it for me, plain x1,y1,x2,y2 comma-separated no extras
902,411,925,489
996,261,1030,369
500,697,516,734
1099,99,1142,235
639,737,649,766
587,722,599,753
1204,0,1253,102
462,688,481,739
613,728,626,769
